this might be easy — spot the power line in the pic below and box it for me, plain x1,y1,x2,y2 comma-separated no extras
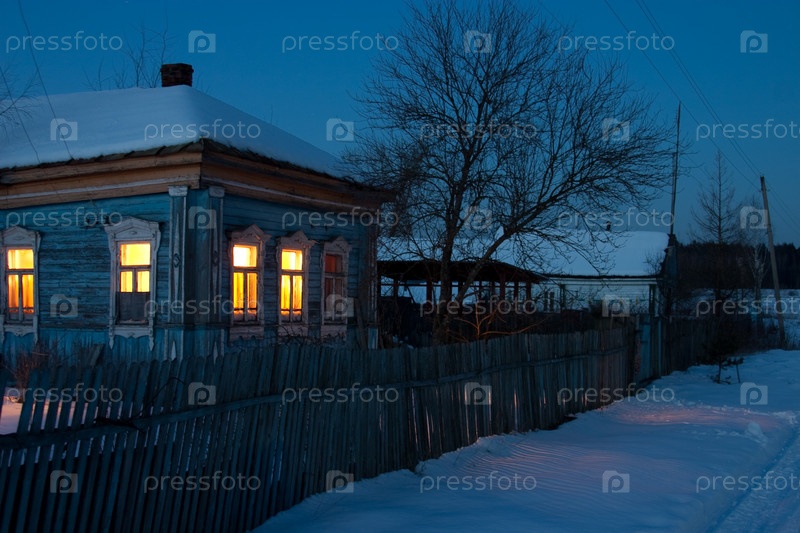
16,0,74,163
634,0,800,239
603,0,800,240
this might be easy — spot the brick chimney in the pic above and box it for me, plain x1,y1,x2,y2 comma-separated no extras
160,63,193,87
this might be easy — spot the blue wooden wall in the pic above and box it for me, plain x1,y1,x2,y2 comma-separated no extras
0,187,376,366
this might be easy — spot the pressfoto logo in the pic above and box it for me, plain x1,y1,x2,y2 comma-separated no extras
464,30,493,53
464,382,491,405
740,383,768,405
188,30,216,53
50,294,78,318
602,118,630,142
325,294,355,319
326,470,354,493
602,295,629,318
740,30,768,53
188,207,217,230
462,206,493,230
602,470,630,493
740,206,768,230
188,382,217,405
50,118,78,141
50,471,79,493
326,119,355,142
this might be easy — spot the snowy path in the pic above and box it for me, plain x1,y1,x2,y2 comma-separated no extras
253,350,800,533
711,429,800,533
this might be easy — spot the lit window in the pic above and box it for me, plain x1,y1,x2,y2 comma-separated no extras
6,248,34,321
280,249,303,321
233,244,259,322
117,242,151,322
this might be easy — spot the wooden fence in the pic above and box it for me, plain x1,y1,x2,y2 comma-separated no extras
0,328,631,533
658,316,753,376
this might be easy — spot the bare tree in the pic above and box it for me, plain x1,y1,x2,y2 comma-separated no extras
691,151,743,247
690,150,746,307
85,24,171,90
348,0,673,343
0,64,36,128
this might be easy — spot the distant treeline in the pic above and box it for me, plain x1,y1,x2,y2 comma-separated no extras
676,241,800,290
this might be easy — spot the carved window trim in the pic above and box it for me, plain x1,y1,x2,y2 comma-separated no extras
104,217,161,350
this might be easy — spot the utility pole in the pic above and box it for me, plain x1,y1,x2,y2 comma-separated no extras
669,103,680,237
760,175,785,346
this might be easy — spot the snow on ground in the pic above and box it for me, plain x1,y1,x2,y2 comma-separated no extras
0,396,22,434
253,350,800,533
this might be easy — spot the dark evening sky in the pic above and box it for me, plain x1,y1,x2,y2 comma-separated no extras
3,0,799,243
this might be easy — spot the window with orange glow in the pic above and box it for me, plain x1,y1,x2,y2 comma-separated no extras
117,242,151,323
233,244,259,321
6,248,34,321
119,243,151,293
280,249,303,321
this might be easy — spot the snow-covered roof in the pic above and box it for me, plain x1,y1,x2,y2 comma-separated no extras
380,231,669,278
0,85,343,177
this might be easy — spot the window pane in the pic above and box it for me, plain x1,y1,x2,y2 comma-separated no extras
280,274,291,313
120,271,133,293
324,254,342,273
292,275,303,312
137,271,150,292
120,243,150,266
335,278,344,296
21,274,34,312
233,272,244,310
7,248,33,270
247,272,258,316
233,245,258,268
281,250,303,271
7,275,19,310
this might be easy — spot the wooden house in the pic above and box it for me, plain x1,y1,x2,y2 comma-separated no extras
0,64,389,362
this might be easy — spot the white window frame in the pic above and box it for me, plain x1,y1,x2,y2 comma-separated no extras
321,237,352,336
105,217,160,350
230,225,268,338
0,227,40,342
276,230,315,336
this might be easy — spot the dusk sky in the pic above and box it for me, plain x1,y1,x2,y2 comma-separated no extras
3,0,799,244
